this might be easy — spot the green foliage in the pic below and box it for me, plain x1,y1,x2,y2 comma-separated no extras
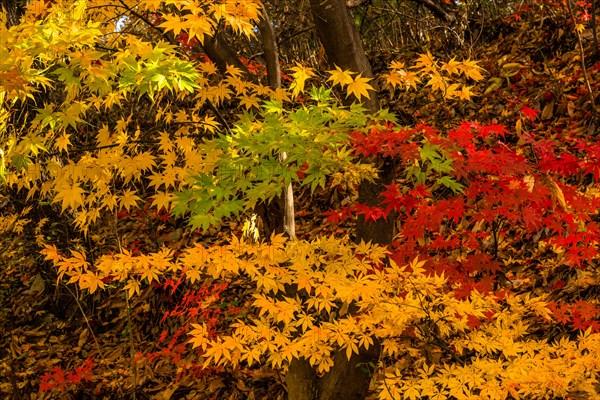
410,141,464,193
172,88,379,230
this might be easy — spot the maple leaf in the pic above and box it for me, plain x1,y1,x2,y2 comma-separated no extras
521,106,539,121
41,244,62,263
151,191,175,211
183,13,215,42
53,183,85,212
119,190,141,211
125,278,143,298
457,85,475,100
389,60,405,70
444,83,460,98
413,52,437,73
409,184,431,198
478,123,508,139
459,59,485,81
441,57,461,75
425,72,446,93
239,94,260,109
55,134,71,152
158,15,185,36
345,73,374,100
354,203,386,221
383,71,404,89
573,300,598,321
77,271,105,294
289,63,315,98
381,183,406,211
327,65,355,86
226,64,244,77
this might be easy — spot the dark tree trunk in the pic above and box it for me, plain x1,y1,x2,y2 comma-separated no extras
201,32,249,74
285,1,395,400
309,0,379,113
1,0,27,27
256,7,296,240
308,0,396,246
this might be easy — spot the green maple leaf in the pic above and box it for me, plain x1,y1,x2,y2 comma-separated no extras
419,143,442,162
437,176,464,193
189,213,219,231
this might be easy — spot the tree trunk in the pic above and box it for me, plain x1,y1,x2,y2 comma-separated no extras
201,32,248,74
308,0,396,246
285,1,394,399
309,0,379,113
1,0,27,27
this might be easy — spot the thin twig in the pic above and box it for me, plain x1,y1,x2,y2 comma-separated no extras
566,0,597,113
125,292,138,400
61,283,123,396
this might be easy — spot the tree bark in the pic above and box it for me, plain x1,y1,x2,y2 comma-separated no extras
317,340,381,400
287,358,319,400
309,0,379,113
1,0,27,27
308,0,396,246
201,32,249,74
285,1,393,400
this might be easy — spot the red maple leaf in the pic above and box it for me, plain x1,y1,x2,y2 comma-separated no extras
381,183,406,211
548,301,571,324
478,123,509,139
573,300,599,321
466,314,482,329
354,203,387,222
409,184,431,199
521,106,539,121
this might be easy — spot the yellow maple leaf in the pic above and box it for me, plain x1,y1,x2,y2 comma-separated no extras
54,133,71,152
199,61,218,75
441,57,461,75
151,191,174,211
201,115,219,133
96,124,111,146
78,271,105,294
426,72,446,93
158,15,185,36
444,83,460,98
383,70,404,89
413,52,437,73
183,13,215,42
457,85,475,100
327,65,355,87
41,244,62,263
53,183,85,212
100,193,118,211
26,0,46,16
123,278,141,297
226,64,244,77
460,60,485,81
389,60,405,70
119,189,141,211
289,63,315,98
188,323,209,349
239,94,260,109
345,73,374,100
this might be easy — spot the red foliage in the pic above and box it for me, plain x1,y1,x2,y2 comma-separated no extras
324,119,600,332
39,358,94,392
